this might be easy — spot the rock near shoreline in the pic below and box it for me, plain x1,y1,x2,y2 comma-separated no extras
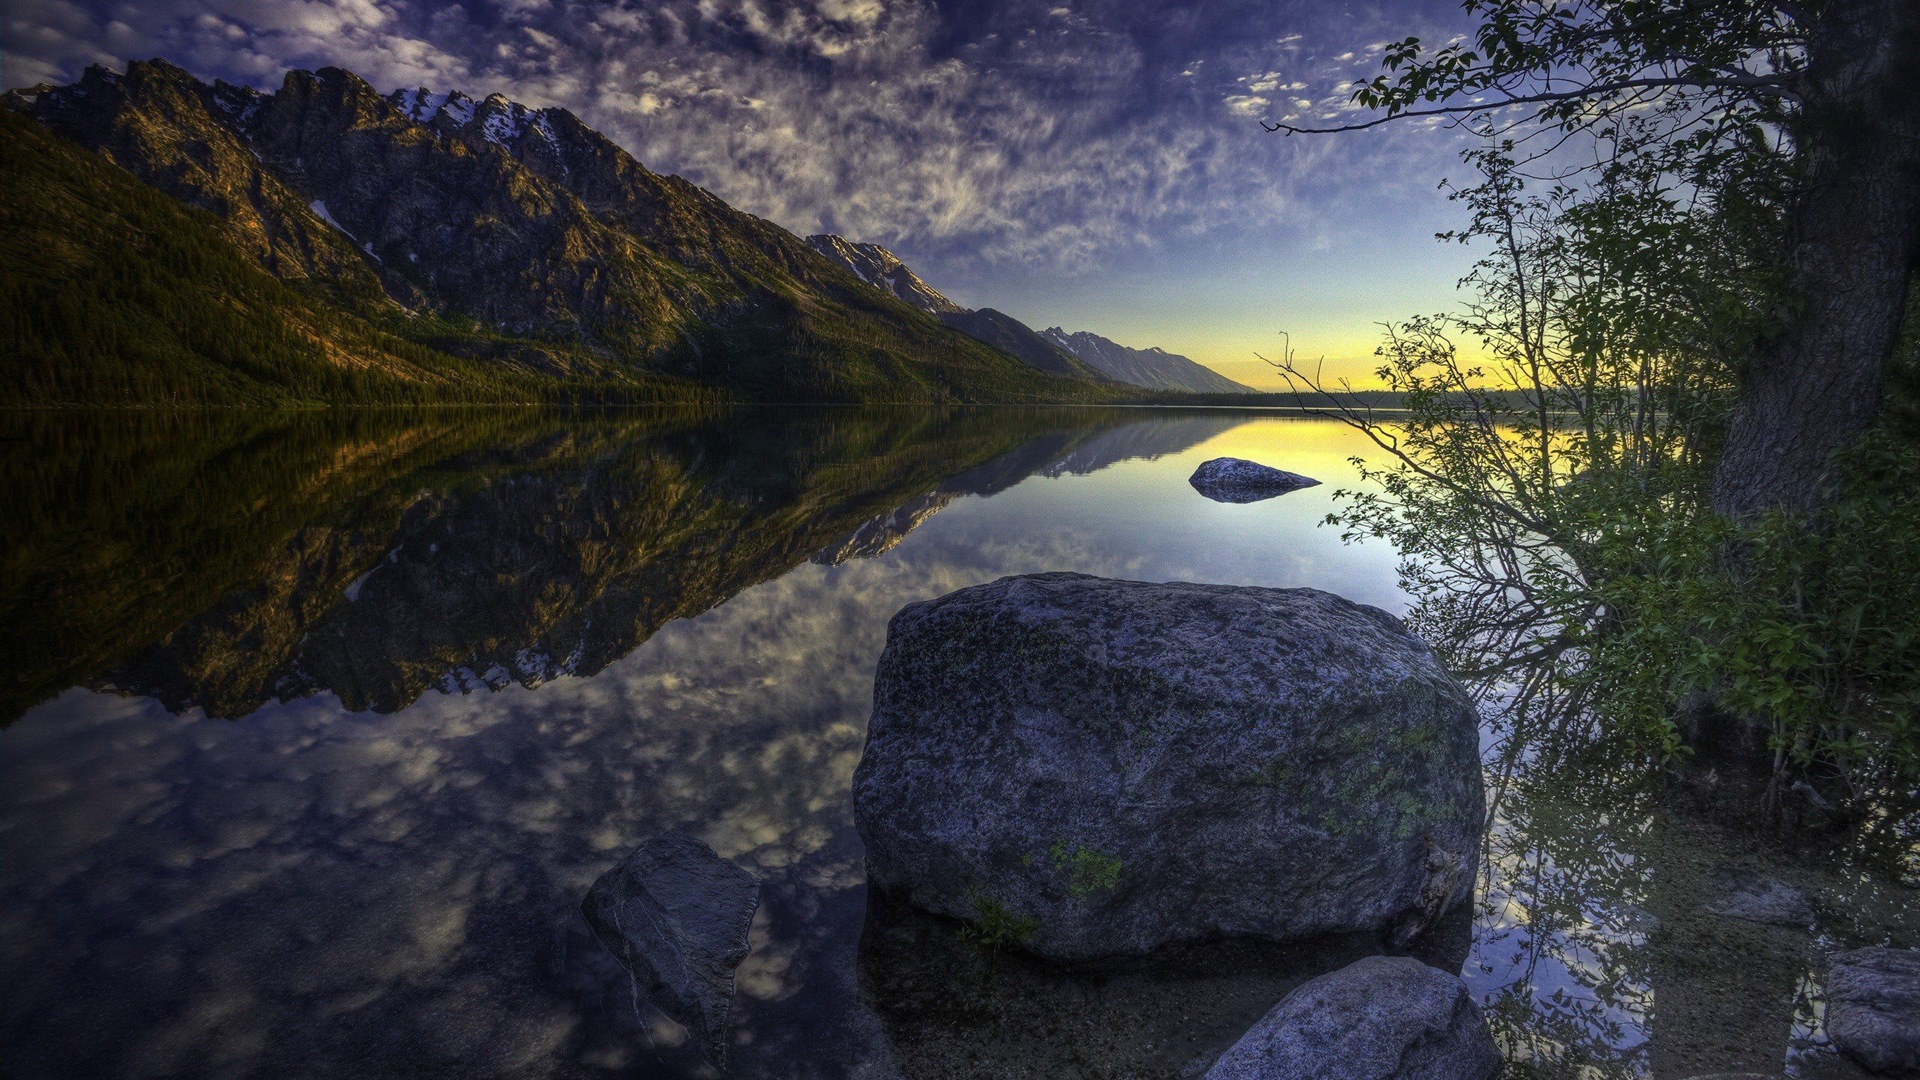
1204,956,1500,1080
582,832,760,1065
852,572,1484,961
1826,946,1920,1077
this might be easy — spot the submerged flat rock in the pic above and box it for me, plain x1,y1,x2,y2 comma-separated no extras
1189,457,1320,503
1703,871,1813,927
852,572,1483,961
582,832,760,1065
1204,955,1500,1080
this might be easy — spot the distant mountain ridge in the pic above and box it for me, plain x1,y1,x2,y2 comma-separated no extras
803,232,1251,395
1041,327,1253,394
2,59,1120,405
805,233,1105,381
934,309,1111,381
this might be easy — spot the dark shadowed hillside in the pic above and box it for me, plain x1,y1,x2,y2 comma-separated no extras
3,61,1123,405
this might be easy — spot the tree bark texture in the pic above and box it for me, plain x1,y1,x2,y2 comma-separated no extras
1710,0,1920,519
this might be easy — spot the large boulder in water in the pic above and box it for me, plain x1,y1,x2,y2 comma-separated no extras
1203,955,1500,1080
1189,457,1320,503
1826,946,1920,1076
851,572,1483,962
582,832,760,1065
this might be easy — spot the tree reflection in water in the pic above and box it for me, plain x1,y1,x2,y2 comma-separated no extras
1463,650,1918,1079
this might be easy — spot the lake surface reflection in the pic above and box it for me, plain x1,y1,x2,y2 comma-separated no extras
1,407,1913,1079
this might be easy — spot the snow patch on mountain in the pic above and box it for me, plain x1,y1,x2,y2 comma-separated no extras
308,199,353,239
389,85,564,160
393,88,446,121
440,91,476,124
482,107,520,143
804,234,963,314
209,81,264,121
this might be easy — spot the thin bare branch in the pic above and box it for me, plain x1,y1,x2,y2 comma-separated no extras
1260,72,1796,135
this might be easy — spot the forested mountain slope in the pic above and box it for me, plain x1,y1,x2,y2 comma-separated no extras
3,60,1117,405
0,111,611,406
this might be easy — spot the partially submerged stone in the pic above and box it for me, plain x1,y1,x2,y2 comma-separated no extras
1203,955,1499,1080
852,572,1483,961
1703,871,1813,928
1826,946,1920,1076
582,832,760,1065
1189,457,1320,503
859,892,1480,1080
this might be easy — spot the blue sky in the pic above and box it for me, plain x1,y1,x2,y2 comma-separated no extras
6,0,1485,386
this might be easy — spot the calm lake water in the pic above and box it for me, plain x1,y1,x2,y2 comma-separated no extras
1,407,1913,1079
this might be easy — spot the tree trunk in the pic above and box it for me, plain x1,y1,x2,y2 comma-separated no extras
1709,0,1920,520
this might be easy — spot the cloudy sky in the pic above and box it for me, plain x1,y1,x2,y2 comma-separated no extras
6,0,1483,386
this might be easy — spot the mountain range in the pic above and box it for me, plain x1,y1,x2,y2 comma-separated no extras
1,59,1252,405
1039,327,1252,394
803,234,1250,394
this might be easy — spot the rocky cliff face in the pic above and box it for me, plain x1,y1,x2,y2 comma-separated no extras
7,59,1101,402
9,64,386,303
1044,327,1254,394
804,234,964,314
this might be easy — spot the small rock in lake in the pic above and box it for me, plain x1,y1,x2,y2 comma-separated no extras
853,572,1483,961
1703,871,1813,927
1188,457,1320,503
1825,946,1920,1077
582,832,760,1066
1203,955,1499,1080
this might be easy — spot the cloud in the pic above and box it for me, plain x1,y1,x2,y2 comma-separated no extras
3,0,1468,274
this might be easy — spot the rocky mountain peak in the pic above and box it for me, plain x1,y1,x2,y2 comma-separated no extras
80,61,129,89
7,58,389,297
282,66,392,120
36,59,187,118
208,79,264,121
380,84,578,173
1,83,54,111
388,86,475,125
804,233,964,314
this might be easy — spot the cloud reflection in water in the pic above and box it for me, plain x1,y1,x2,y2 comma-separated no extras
2,410,1399,1078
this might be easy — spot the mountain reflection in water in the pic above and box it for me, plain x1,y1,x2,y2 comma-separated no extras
5,408,1249,721
0,408,1913,1079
